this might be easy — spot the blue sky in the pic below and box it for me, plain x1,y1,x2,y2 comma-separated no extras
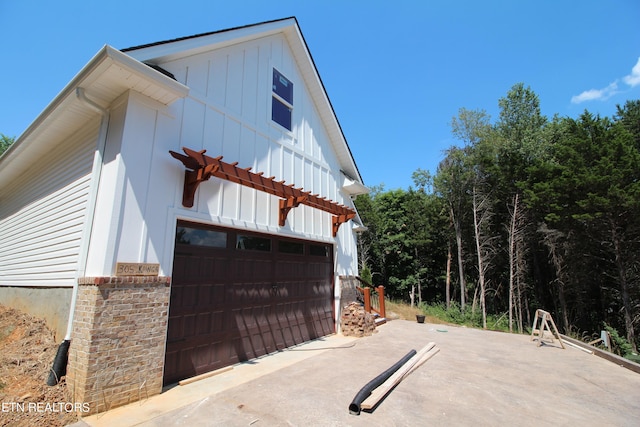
1,1,639,190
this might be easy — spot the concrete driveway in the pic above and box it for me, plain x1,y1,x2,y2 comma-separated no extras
78,319,640,426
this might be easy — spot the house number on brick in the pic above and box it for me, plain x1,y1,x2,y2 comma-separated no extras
115,262,160,276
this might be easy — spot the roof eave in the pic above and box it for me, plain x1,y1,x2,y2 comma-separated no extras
0,46,189,183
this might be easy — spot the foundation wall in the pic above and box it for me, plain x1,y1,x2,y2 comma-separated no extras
0,286,72,341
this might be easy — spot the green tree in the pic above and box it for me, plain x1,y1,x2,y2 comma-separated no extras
354,185,385,284
493,84,548,331
615,100,640,148
528,111,640,348
0,134,15,156
435,146,474,309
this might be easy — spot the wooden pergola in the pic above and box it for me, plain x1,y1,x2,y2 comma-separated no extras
170,147,356,236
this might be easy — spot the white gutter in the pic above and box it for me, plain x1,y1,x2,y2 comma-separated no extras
63,88,109,341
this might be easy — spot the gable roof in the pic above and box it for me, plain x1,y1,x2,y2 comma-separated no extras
123,17,366,188
0,18,366,195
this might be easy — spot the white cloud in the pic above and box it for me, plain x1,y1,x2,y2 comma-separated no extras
623,57,640,87
571,82,618,104
571,57,640,104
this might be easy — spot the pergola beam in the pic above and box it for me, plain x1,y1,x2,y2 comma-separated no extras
170,147,356,236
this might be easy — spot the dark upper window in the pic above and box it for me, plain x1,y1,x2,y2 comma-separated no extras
176,226,227,248
278,240,304,255
273,69,293,103
272,68,293,131
310,244,330,257
236,235,272,252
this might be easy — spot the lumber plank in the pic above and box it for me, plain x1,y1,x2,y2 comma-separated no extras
404,346,441,378
560,334,640,375
178,366,233,386
360,343,438,410
561,339,593,354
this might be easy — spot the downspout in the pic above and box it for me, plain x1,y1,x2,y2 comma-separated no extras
47,87,109,386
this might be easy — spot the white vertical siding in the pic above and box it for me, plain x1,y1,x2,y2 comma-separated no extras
160,33,354,236
100,33,359,277
0,121,98,286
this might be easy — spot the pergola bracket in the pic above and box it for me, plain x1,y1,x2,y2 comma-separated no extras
279,196,308,226
333,213,357,237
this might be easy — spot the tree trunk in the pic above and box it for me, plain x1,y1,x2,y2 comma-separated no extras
410,284,415,308
539,224,570,333
557,282,569,333
508,194,518,333
452,204,466,309
415,247,423,306
610,219,638,352
471,283,478,315
473,188,487,329
446,240,452,309
515,244,525,334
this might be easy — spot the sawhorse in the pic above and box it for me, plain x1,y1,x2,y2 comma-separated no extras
530,309,565,349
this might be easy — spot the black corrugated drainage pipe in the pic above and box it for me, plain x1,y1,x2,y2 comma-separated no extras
46,339,70,386
349,349,417,415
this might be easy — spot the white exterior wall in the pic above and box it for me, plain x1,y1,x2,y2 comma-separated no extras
0,121,99,287
83,33,359,278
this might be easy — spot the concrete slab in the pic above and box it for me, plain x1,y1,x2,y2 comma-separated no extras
76,334,358,427
77,320,640,426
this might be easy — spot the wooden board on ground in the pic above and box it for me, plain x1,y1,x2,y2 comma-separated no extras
360,342,439,410
178,366,233,386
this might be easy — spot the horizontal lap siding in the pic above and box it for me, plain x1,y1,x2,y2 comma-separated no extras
0,123,98,287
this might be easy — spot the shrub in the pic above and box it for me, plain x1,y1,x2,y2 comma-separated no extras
604,324,640,362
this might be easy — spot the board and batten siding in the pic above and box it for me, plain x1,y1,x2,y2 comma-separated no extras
0,121,98,287
158,33,351,239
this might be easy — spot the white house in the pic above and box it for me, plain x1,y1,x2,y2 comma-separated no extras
0,17,367,413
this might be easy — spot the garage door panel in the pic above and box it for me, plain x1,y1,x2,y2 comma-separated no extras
183,314,197,338
166,316,183,342
164,223,334,386
196,312,211,335
180,285,198,307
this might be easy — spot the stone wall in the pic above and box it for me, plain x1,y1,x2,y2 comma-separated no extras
66,276,170,415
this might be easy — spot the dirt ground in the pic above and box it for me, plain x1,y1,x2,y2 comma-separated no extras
0,304,78,427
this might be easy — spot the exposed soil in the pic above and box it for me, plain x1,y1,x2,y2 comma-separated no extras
0,304,78,427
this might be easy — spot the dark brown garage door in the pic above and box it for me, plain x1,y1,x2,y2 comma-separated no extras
163,221,335,385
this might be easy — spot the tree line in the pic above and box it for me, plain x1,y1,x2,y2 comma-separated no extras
355,83,640,351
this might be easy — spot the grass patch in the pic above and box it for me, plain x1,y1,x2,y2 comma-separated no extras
385,300,513,333
385,300,447,324
420,302,511,332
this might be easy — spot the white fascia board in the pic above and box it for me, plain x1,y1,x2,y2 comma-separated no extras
124,18,298,64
